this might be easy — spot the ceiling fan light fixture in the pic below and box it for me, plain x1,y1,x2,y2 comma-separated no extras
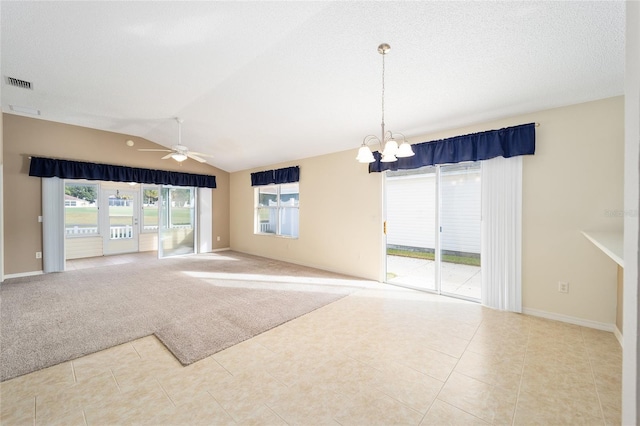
171,153,188,162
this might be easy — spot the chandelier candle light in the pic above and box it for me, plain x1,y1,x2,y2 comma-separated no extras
356,43,415,164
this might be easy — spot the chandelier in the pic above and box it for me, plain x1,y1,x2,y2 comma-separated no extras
356,43,415,163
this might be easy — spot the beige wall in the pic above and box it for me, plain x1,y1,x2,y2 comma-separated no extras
230,149,384,281
2,113,230,275
230,96,624,326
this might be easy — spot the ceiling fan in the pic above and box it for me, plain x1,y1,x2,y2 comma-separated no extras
138,117,213,163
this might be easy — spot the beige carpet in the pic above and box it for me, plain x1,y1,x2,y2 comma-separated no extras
0,251,374,381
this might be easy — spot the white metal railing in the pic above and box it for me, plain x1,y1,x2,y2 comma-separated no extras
65,224,192,237
260,223,273,233
66,226,98,235
110,225,133,239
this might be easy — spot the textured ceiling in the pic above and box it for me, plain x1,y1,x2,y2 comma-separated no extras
1,1,625,172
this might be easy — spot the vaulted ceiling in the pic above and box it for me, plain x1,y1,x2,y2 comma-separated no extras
1,1,625,172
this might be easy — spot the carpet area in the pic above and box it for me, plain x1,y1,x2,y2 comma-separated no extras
0,251,374,381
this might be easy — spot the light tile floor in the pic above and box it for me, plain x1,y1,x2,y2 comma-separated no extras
1,258,621,425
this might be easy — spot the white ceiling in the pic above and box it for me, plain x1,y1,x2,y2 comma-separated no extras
1,1,625,172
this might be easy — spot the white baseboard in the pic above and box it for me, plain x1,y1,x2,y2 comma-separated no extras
522,307,616,333
614,326,623,348
210,247,231,253
3,270,44,280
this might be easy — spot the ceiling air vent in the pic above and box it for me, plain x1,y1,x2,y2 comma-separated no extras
6,76,33,90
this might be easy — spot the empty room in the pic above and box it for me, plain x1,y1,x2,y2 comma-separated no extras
1,1,640,425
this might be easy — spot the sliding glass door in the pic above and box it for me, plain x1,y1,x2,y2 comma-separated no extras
158,186,196,258
439,163,482,299
385,166,437,291
385,163,481,301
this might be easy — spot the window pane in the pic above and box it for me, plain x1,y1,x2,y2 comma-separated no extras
254,183,299,237
258,187,278,207
279,207,299,237
280,183,299,207
170,188,193,228
257,207,277,233
64,183,98,236
142,186,159,231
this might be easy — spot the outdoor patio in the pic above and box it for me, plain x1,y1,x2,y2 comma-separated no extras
386,255,481,300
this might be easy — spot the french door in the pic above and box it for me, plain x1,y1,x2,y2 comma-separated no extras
102,189,139,255
385,163,482,301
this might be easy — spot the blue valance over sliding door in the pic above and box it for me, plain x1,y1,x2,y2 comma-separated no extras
251,166,300,186
29,157,217,188
369,123,535,172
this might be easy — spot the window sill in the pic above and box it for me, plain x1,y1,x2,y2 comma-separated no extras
254,233,298,240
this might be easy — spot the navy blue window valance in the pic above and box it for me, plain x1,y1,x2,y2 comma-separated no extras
29,157,217,188
369,123,535,173
251,166,300,186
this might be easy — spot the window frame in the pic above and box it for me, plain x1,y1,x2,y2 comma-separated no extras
254,183,299,238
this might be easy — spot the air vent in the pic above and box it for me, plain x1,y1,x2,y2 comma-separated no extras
6,76,33,90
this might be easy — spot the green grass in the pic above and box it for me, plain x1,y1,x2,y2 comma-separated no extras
387,248,481,267
65,207,192,227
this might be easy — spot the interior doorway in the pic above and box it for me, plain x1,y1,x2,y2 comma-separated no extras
385,162,482,301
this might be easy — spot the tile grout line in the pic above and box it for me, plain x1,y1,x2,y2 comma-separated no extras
511,319,532,426
206,390,243,424
581,327,607,423
263,402,291,425
155,379,176,408
109,368,121,393
71,361,78,384
130,342,143,360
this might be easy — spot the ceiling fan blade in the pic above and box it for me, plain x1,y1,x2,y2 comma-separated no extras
138,148,172,152
161,153,174,160
187,153,207,163
188,151,214,158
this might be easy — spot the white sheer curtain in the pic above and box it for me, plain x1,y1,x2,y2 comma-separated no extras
481,156,523,312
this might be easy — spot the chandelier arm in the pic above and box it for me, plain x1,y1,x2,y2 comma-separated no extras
391,132,408,142
362,135,382,149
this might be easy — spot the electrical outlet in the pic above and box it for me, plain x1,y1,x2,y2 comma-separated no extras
35,251,42,259
217,236,221,241
558,281,569,293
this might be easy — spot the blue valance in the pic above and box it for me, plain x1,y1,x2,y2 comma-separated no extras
29,157,217,188
369,123,535,173
251,166,300,186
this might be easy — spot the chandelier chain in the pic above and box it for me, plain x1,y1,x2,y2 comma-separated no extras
381,50,385,133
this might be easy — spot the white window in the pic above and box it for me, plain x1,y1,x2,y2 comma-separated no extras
255,183,299,238
64,182,99,237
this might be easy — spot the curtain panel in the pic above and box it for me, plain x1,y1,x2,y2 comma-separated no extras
370,123,535,173
251,166,300,186
481,156,523,312
29,157,217,188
